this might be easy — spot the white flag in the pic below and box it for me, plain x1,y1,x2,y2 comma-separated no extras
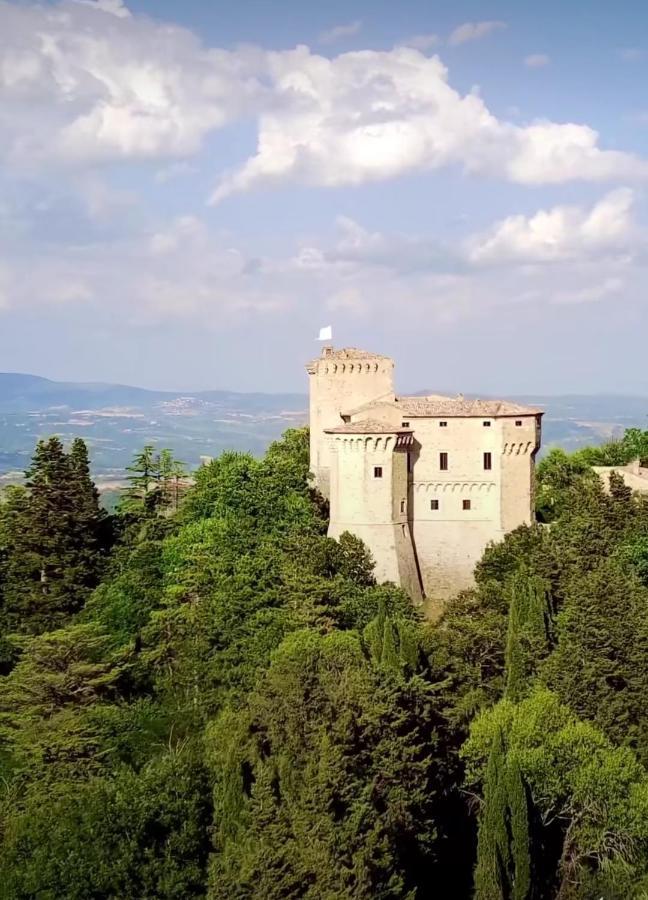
317,325,333,341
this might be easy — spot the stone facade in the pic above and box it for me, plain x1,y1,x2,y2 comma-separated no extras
307,346,543,616
594,460,648,495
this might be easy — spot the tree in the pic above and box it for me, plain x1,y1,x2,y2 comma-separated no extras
504,571,552,702
1,438,108,632
464,689,648,898
0,746,212,900
206,629,449,899
474,726,510,900
541,560,648,761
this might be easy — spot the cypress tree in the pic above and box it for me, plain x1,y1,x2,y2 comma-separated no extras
474,726,510,900
505,572,552,702
506,757,531,900
474,732,532,900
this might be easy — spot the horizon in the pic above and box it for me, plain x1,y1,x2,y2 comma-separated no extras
3,367,648,401
1,0,647,394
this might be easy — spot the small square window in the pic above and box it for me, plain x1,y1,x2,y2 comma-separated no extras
439,421,447,427
483,452,492,471
400,499,406,513
463,499,471,510
483,420,491,427
402,421,410,427
439,452,448,471
373,466,383,478
515,419,523,426
430,499,439,510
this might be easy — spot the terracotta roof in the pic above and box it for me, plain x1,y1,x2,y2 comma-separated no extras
325,419,413,435
396,396,543,418
341,395,542,419
341,396,397,416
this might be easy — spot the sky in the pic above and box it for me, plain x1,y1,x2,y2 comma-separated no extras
1,0,648,394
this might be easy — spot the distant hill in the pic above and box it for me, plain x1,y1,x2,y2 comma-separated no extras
0,373,304,414
1,372,647,479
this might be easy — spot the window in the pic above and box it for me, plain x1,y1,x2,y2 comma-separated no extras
402,421,410,427
430,499,439,510
463,499,471,510
400,499,406,513
439,452,448,471
483,451,492,471
515,419,523,426
483,420,491,427
439,421,447,427
373,466,383,478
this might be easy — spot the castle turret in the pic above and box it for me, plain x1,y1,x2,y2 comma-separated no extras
306,347,394,497
325,420,423,603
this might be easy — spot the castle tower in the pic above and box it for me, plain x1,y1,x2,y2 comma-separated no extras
325,421,423,603
306,347,394,497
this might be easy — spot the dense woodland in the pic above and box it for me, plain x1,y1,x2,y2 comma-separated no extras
0,427,647,899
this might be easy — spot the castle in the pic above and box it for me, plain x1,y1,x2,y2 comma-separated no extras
307,346,543,616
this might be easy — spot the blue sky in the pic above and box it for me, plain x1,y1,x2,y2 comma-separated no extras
1,0,647,394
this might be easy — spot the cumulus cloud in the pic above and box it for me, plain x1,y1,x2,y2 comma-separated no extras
469,189,637,263
1,0,648,212
0,0,265,167
318,20,362,45
524,53,550,68
448,21,506,46
209,47,648,202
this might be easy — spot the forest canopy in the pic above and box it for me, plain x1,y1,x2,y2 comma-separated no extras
0,426,647,899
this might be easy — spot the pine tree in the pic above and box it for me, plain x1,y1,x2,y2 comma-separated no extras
2,438,108,632
67,439,108,577
121,445,161,514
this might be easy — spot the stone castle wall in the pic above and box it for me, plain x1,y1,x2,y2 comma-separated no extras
308,347,541,614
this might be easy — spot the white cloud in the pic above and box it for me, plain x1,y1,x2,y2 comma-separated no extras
469,188,636,263
1,2,648,202
552,277,624,305
72,0,131,17
0,190,640,337
448,21,506,46
401,33,440,51
210,47,648,202
524,53,550,68
318,20,362,45
0,0,265,167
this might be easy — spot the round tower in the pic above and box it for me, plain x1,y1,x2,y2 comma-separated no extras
306,347,395,497
325,421,423,603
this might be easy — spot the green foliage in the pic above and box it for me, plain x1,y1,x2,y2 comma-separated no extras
120,444,187,515
0,746,211,900
1,423,647,899
473,728,532,900
474,726,510,900
464,689,648,897
541,560,648,760
504,571,552,702
0,437,109,633
207,629,447,899
506,757,531,900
